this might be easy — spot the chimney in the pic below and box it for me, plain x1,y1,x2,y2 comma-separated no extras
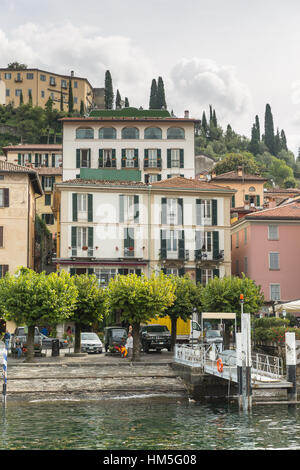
237,166,243,177
184,110,189,118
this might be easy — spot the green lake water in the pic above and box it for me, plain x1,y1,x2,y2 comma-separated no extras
1,397,300,450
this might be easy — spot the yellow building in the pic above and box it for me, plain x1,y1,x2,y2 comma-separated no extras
3,144,62,237
0,160,43,275
210,167,267,222
0,68,94,112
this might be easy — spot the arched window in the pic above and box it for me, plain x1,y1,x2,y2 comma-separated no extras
249,186,256,192
99,127,117,139
167,127,185,139
76,127,94,139
122,127,139,139
144,127,162,139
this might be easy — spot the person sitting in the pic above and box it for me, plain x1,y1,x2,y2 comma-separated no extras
15,337,23,358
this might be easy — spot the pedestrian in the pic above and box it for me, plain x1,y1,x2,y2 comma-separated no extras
125,332,133,359
15,337,23,358
3,331,10,350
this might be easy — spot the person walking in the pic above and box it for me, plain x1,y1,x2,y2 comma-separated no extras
3,331,10,350
125,332,133,360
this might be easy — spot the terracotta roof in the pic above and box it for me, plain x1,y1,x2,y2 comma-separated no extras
0,160,43,194
245,200,300,219
58,178,148,188
150,176,235,191
59,117,199,123
212,171,267,181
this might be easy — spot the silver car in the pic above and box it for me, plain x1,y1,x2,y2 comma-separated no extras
81,332,103,354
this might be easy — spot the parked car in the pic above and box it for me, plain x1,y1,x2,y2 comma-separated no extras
81,332,103,354
140,324,171,353
11,326,42,355
104,326,128,352
204,329,223,345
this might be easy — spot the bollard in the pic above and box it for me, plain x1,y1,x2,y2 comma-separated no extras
285,332,297,402
236,333,243,410
241,313,252,412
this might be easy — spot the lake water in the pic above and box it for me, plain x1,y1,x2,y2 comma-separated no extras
1,396,300,450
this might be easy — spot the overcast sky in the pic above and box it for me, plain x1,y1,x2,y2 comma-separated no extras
1,0,300,155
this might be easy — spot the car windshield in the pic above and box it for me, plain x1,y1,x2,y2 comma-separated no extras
81,333,99,340
111,329,127,337
145,326,169,333
207,330,221,337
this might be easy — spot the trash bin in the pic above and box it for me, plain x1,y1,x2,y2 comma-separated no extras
51,339,60,357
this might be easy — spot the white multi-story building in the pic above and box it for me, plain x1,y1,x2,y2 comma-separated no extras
61,108,197,182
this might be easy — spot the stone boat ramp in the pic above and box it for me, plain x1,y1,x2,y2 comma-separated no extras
4,352,188,403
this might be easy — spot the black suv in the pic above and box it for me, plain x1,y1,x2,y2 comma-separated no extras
140,324,171,353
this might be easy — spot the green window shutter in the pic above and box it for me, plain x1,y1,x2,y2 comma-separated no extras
76,149,81,168
245,194,249,202
119,195,124,222
41,176,45,190
88,268,94,275
51,176,55,190
88,227,94,249
167,149,171,168
256,195,260,206
212,199,218,226
196,268,202,285
88,194,93,222
124,227,134,253
167,174,171,179
161,197,167,224
157,174,161,181
45,194,51,205
231,195,235,208
196,199,202,225
70,268,76,276
144,149,148,168
134,149,139,168
178,267,185,277
160,230,167,259
178,230,185,259
121,149,126,168
18,154,21,165
28,153,32,163
213,269,220,278
178,198,183,225
213,231,219,260
180,149,184,168
99,149,103,168
157,149,161,168
135,269,142,276
134,195,139,223
128,227,134,250
35,153,39,167
71,227,77,252
45,154,49,167
52,153,55,167
112,149,116,168
118,269,125,275
72,193,78,221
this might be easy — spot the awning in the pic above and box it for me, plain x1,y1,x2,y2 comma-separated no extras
201,312,236,320
273,301,300,313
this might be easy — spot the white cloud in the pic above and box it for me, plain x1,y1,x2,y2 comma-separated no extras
168,57,252,122
0,22,154,107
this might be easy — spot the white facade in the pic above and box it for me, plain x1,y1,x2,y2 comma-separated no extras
62,118,196,182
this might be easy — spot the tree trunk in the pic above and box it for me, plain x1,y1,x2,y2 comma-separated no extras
171,317,177,351
25,325,35,363
74,323,82,353
132,322,141,362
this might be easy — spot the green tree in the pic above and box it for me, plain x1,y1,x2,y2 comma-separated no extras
280,129,288,150
70,274,106,353
264,103,275,155
80,100,84,116
213,152,260,175
28,90,32,107
156,76,167,109
201,111,208,137
0,269,78,362
19,91,23,106
255,115,260,141
124,97,129,108
68,80,74,113
106,273,175,361
149,78,158,109
115,89,121,109
104,70,114,109
60,91,64,111
160,276,203,351
249,122,260,155
7,62,27,69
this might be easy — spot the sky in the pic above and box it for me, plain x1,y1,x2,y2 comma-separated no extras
1,0,300,155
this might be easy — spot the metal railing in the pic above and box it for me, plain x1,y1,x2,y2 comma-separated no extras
251,352,283,380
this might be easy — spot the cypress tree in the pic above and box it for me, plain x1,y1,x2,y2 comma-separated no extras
80,100,85,116
104,70,114,109
249,123,260,155
209,105,213,124
255,115,260,141
124,97,129,108
68,79,74,113
19,91,23,106
264,103,275,154
28,89,32,106
280,129,288,150
60,91,64,111
149,79,158,109
274,128,281,156
115,89,121,109
212,109,217,127
201,111,208,136
156,76,167,109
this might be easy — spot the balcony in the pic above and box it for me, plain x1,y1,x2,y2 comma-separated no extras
144,159,162,170
195,249,224,261
124,247,135,257
159,249,187,261
70,247,94,258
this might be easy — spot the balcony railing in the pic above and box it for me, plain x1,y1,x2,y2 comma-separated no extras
70,247,94,258
195,250,224,261
124,247,135,257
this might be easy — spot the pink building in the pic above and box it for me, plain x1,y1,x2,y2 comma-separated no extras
231,200,300,305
